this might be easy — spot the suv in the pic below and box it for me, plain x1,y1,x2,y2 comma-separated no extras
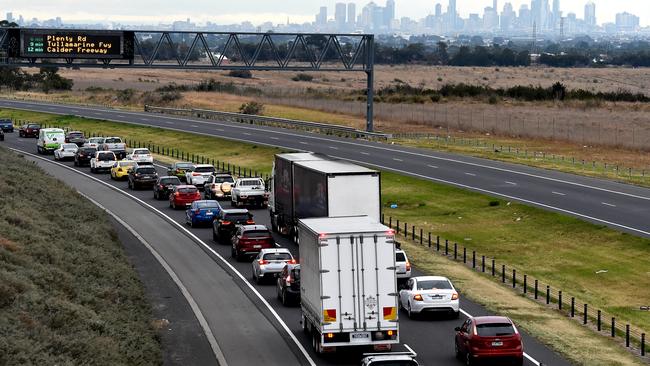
128,148,154,165
276,263,300,306
65,131,86,146
153,176,182,200
169,185,202,209
19,123,40,138
212,209,254,243
185,164,215,189
231,226,276,262
101,137,127,159
74,147,97,167
90,151,117,173
396,249,412,281
167,162,194,182
251,248,294,283
84,137,105,149
455,316,524,366
204,172,235,200
0,118,14,132
128,165,159,190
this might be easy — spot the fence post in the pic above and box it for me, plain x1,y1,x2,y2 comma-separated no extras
534,280,538,299
626,325,630,347
404,222,407,237
502,265,505,283
419,229,423,245
396,220,400,234
436,236,440,251
472,251,476,268
546,286,550,304
492,259,495,276
584,304,588,324
389,217,392,228
597,310,601,331
642,333,645,356
523,275,527,294
481,256,485,272
428,232,431,248
454,243,458,260
612,318,616,337
558,291,562,310
412,225,415,240
512,269,516,288
445,240,449,256
463,248,467,263
571,297,575,317
381,214,385,224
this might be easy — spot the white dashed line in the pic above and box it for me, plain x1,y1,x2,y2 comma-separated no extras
552,191,566,196
428,164,438,169
190,124,199,128
215,128,224,132
140,117,149,121
243,132,252,136
465,173,476,177
165,121,174,124
329,146,339,150
269,137,279,140
505,181,517,185
360,152,370,155
602,202,617,207
117,114,126,118
299,142,308,145
393,158,403,162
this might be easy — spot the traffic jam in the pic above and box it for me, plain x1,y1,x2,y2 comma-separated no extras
3,122,527,366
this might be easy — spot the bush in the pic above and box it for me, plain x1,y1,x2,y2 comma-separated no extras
239,101,264,115
291,73,314,82
160,91,182,102
116,89,136,103
228,70,253,79
430,93,442,103
488,95,499,104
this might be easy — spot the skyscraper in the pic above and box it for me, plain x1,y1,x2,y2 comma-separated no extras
385,0,396,29
493,0,498,12
435,3,442,17
447,0,457,30
347,3,356,28
335,3,347,30
552,0,561,30
584,1,596,27
316,6,327,26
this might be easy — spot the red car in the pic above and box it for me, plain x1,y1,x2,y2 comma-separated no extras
455,316,523,366
18,123,41,138
169,185,202,209
230,225,275,261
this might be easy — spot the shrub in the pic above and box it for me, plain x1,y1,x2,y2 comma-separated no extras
488,95,499,104
430,93,442,103
116,89,136,103
291,73,314,82
239,101,264,115
160,91,182,102
228,70,253,79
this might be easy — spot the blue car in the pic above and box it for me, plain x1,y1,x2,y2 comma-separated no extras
186,200,222,228
0,119,14,133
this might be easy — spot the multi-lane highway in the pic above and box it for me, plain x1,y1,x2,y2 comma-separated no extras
1,99,649,239
2,133,570,366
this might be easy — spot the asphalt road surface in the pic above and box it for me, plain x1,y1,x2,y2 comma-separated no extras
1,99,648,239
3,133,571,366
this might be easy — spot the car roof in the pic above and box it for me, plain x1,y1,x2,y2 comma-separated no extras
194,200,220,205
159,175,180,179
119,160,136,164
396,249,406,254
260,248,291,254
413,276,450,282
222,209,249,214
214,172,233,176
241,225,268,231
174,161,193,165
67,130,82,133
194,164,214,168
176,185,197,189
472,316,513,325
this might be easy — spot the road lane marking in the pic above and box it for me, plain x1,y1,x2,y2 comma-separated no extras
505,181,517,185
393,158,403,162
602,202,617,207
459,309,541,366
243,132,252,136
141,117,149,121
329,146,338,150
360,152,370,155
215,128,225,132
117,114,126,118
428,165,438,169
270,137,279,140
552,191,566,196
299,142,308,145
165,121,174,124
190,124,199,128
465,172,476,177
11,147,317,366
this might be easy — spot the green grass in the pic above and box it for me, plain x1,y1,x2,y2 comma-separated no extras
3,108,650,356
0,146,161,365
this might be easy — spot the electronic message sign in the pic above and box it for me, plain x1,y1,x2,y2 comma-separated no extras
20,30,125,59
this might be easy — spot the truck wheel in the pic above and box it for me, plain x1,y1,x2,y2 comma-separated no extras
312,333,323,354
301,314,309,335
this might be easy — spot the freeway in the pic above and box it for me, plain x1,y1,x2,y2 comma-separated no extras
3,133,570,366
1,99,649,238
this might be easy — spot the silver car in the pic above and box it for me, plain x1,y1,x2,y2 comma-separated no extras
251,248,296,284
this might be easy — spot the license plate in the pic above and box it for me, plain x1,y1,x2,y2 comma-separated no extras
492,341,503,347
253,245,262,249
351,332,370,342
206,212,213,216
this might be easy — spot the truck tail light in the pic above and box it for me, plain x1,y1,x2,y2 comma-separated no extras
288,259,297,264
192,173,200,176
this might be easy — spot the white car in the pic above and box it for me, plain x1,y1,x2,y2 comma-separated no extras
128,148,154,164
396,249,412,280
361,352,419,366
251,248,296,284
185,164,215,189
90,151,117,173
54,143,79,161
84,137,105,149
399,276,460,319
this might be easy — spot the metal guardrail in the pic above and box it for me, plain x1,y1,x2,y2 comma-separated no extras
144,105,391,140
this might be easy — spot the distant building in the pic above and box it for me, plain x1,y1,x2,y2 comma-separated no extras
6,12,13,22
335,3,347,30
616,12,640,32
584,1,596,27
500,3,515,32
347,2,356,28
316,6,327,26
385,0,396,29
435,3,442,17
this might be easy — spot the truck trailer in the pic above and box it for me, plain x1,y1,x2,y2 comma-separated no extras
299,216,399,354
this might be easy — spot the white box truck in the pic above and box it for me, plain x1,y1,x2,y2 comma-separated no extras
299,216,399,354
269,153,381,243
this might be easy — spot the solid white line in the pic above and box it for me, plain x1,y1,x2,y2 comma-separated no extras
11,100,649,203
505,181,517,185
465,173,476,177
552,191,566,196
78,192,228,366
459,309,540,366
11,147,317,366
329,155,650,237
403,343,417,356
602,202,617,207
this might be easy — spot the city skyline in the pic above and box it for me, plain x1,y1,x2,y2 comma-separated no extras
1,0,648,27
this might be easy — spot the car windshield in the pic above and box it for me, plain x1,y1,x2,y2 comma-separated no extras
62,144,77,149
396,252,406,262
80,148,96,154
194,166,215,173
263,252,291,261
244,230,270,238
98,153,115,161
160,177,180,185
214,176,235,183
291,268,301,280
417,280,452,290
225,213,250,222
89,138,104,143
176,163,194,169
196,201,220,209
104,138,121,143
28,124,40,128
137,167,157,174
134,149,150,155
68,132,83,137
240,179,263,186
178,187,198,194
476,323,516,337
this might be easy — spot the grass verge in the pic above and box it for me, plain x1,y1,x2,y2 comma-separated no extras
0,146,161,365
2,108,649,364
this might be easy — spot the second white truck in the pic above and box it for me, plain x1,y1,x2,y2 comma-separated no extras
299,216,399,354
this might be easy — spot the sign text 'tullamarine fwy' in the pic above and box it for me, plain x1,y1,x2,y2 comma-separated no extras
21,31,124,58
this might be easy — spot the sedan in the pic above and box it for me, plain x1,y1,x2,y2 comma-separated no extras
74,147,97,167
399,276,460,319
185,200,222,228
84,137,105,149
128,148,154,165
54,143,79,161
127,165,159,189
276,263,300,306
65,131,86,146
169,185,202,209
19,123,40,138
455,316,524,366
153,176,182,200
167,162,194,182
251,248,295,284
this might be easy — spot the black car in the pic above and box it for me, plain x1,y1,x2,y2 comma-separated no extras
212,209,254,243
0,119,13,133
153,176,182,200
65,131,86,146
128,166,159,190
74,147,97,167
0,129,4,141
18,123,40,138
276,263,300,306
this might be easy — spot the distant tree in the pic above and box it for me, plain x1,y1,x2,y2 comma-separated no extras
436,41,449,64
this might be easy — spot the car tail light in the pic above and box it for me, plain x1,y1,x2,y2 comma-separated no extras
288,259,297,264
413,294,423,301
246,219,255,224
452,293,459,300
192,173,200,176
258,259,269,265
286,275,293,284
195,192,201,198
405,260,411,271
174,192,180,197
221,220,231,225
176,168,182,173
159,184,164,189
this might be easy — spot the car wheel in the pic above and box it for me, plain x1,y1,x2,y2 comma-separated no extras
465,352,474,366
455,340,462,360
312,333,323,354
91,167,95,173
407,303,414,319
153,191,158,200
74,160,78,167
281,289,289,306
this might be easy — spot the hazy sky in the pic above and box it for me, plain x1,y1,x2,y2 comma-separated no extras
1,0,646,26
